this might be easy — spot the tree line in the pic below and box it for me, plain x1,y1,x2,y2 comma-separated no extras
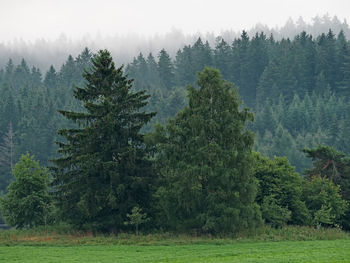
126,29,350,172
0,50,349,233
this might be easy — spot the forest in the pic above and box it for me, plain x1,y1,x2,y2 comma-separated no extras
0,28,350,233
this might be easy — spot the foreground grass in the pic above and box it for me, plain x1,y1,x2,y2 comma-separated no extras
1,239,350,262
0,226,349,262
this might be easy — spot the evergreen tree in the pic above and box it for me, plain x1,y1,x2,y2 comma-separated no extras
292,31,316,94
157,49,175,90
191,38,213,74
316,30,338,90
175,45,195,85
12,59,30,90
245,32,269,106
0,122,14,192
336,40,350,96
146,53,161,88
44,66,58,89
214,37,233,81
154,68,261,233
52,50,155,232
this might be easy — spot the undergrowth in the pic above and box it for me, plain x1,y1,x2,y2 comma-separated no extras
0,224,348,246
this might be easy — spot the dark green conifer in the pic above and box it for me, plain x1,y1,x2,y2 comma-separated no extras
157,49,175,90
52,50,155,231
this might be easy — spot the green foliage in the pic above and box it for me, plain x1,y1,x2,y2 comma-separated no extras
254,92,350,173
261,195,292,228
0,153,51,228
52,50,155,232
154,68,261,233
252,153,311,226
302,176,347,227
1,30,350,194
0,30,350,233
303,145,348,186
124,206,149,235
303,145,350,229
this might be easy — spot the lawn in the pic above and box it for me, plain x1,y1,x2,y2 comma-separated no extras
1,239,350,263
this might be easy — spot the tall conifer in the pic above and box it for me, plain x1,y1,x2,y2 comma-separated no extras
52,50,155,231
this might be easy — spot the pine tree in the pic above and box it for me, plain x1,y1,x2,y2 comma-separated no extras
245,32,269,106
214,37,233,81
52,50,156,232
316,30,338,90
292,31,316,94
154,68,261,233
0,122,15,192
175,45,195,85
146,53,161,88
157,49,175,90
44,66,58,89
336,40,350,96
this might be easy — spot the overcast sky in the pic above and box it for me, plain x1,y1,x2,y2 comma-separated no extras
0,0,349,42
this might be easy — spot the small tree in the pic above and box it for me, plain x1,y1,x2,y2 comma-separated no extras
124,206,149,235
0,153,51,228
261,195,291,228
302,176,347,227
252,152,311,226
303,145,350,229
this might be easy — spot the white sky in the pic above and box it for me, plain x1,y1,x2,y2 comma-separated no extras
0,0,349,42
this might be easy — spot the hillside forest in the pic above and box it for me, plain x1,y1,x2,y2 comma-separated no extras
0,29,350,233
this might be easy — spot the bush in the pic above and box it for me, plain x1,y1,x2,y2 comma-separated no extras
0,154,52,228
302,176,347,227
261,195,291,228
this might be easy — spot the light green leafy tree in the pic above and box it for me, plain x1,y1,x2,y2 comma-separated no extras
302,176,347,227
0,153,51,228
124,206,149,235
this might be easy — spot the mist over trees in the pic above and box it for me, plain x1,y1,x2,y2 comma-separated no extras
0,15,349,71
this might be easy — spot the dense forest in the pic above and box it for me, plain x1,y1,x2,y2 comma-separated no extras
1,29,350,185
0,28,350,233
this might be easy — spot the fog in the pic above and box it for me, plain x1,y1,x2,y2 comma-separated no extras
0,14,349,71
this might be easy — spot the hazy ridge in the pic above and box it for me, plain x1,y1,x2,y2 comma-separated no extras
0,14,348,71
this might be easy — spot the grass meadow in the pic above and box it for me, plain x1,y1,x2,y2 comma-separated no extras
0,226,349,262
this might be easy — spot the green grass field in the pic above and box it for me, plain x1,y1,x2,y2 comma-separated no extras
1,239,350,262
0,226,349,262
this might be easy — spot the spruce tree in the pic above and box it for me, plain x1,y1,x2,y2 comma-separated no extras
157,49,175,90
52,50,155,232
0,122,14,192
154,68,261,233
